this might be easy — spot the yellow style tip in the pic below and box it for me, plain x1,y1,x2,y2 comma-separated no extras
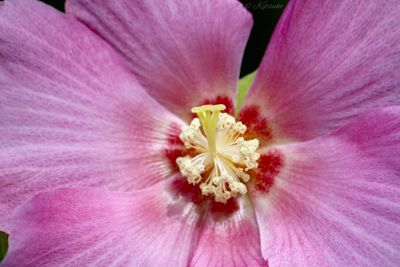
191,104,226,114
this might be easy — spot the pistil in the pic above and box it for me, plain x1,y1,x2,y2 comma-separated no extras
191,104,225,155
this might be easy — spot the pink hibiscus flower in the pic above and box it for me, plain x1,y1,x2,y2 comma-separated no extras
1,0,400,266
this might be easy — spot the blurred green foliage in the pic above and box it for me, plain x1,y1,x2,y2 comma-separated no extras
237,70,256,112
0,231,8,263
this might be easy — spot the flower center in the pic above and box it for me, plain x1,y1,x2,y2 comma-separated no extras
176,104,260,203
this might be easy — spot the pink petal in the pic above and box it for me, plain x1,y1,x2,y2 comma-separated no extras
191,198,268,267
0,1,184,231
251,107,400,266
66,0,253,119
246,0,400,141
3,183,201,266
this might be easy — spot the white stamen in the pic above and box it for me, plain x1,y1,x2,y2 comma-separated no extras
176,105,260,203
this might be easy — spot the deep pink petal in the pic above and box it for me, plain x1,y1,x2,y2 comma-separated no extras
3,183,202,266
0,1,184,231
246,0,400,141
66,0,253,119
251,107,400,266
191,198,267,267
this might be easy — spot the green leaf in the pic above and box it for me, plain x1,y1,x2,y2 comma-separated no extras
0,231,9,263
236,70,257,112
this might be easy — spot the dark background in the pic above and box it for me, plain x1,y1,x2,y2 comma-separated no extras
39,0,288,77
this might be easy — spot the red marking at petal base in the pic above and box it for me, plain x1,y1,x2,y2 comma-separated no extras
209,198,239,218
170,176,241,216
163,123,185,172
164,149,183,172
253,149,284,193
171,176,206,205
192,95,234,117
238,105,272,144
166,122,182,145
